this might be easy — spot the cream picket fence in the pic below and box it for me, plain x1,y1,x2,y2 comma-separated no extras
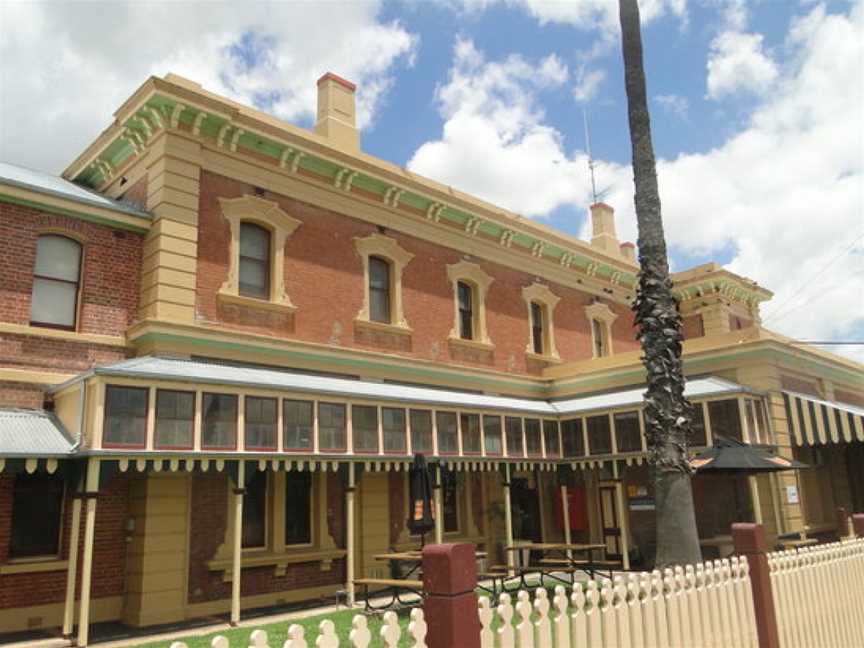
169,556,755,648
768,537,864,648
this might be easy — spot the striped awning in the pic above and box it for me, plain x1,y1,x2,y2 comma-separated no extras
783,391,864,446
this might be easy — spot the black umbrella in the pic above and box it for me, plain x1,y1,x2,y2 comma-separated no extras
690,436,808,474
407,454,436,543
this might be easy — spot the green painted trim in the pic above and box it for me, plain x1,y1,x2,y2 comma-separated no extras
133,331,551,397
0,193,150,234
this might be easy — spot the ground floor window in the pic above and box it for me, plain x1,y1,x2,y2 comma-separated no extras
242,471,267,549
285,472,312,545
10,473,64,558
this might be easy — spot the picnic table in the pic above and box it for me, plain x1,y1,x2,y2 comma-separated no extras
492,542,616,591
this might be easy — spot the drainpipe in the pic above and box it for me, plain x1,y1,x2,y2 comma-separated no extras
72,381,87,451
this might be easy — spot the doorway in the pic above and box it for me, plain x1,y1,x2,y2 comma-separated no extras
598,481,624,560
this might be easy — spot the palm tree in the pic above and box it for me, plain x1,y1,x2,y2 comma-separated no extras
618,0,702,566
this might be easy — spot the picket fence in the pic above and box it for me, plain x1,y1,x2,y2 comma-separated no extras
169,556,756,648
769,537,864,648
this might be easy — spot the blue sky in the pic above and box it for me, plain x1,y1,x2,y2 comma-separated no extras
0,0,861,359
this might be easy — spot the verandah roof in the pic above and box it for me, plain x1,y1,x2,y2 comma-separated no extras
783,390,864,445
0,408,75,457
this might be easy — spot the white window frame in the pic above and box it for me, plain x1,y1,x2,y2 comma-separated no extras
446,260,494,348
354,233,413,330
522,282,561,361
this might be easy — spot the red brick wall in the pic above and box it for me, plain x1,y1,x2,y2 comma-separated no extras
0,471,130,611
187,472,344,605
195,171,640,375
0,381,44,408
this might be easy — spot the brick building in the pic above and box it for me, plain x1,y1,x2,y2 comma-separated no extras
0,73,862,644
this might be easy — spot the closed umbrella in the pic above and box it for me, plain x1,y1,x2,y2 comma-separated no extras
690,436,808,473
407,454,435,544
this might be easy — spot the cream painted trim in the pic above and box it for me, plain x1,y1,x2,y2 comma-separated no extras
585,302,617,359
0,321,127,348
354,233,413,329
522,282,561,361
0,366,75,386
0,558,69,574
217,194,301,308
217,291,297,314
446,260,493,345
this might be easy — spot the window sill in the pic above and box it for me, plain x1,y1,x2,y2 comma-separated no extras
208,548,347,581
524,351,561,364
447,336,494,352
353,318,412,336
0,558,68,575
217,290,297,314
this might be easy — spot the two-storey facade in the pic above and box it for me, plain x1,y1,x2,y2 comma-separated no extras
0,72,861,644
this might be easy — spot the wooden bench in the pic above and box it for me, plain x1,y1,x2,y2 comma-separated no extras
353,578,423,612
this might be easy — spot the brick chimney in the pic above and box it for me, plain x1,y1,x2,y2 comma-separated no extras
589,202,621,255
620,241,636,263
315,72,359,151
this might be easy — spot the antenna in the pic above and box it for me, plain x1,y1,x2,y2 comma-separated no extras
582,107,599,204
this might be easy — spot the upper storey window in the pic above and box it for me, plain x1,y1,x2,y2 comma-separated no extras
585,301,618,359
354,233,413,330
368,256,392,323
239,222,271,299
446,261,493,347
522,283,561,361
30,234,82,330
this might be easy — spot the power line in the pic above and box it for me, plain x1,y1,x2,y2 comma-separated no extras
762,231,864,325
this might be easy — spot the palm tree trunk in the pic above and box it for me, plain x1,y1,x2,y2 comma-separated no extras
618,0,702,567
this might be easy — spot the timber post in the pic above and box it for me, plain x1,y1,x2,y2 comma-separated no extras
422,543,480,648
852,513,864,538
733,522,780,648
230,460,245,626
77,457,101,647
346,462,356,607
62,472,84,638
502,464,515,575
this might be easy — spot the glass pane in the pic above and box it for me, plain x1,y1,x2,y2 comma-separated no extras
242,471,267,548
614,411,641,452
34,235,81,281
104,385,148,446
531,302,544,354
755,401,768,444
543,420,561,457
562,418,585,457
745,400,756,442
587,415,612,455
369,256,390,288
30,278,77,327
483,415,502,455
505,417,523,456
461,413,481,453
285,472,312,544
352,405,379,453
436,411,458,453
443,472,459,533
318,402,346,451
284,400,313,450
691,404,708,447
246,396,277,449
708,399,742,441
369,257,391,322
155,390,194,448
525,418,541,456
239,258,268,298
382,407,407,453
410,409,433,453
10,473,64,557
202,393,238,449
240,223,270,261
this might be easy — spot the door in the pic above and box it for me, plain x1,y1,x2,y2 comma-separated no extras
598,482,624,560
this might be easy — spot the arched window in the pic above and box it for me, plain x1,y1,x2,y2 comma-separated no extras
239,222,271,299
457,281,474,340
30,234,82,329
368,255,391,323
530,301,544,354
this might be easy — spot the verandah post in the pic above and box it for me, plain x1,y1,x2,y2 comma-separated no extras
76,457,100,647
433,465,444,545
422,543,480,648
62,471,84,638
230,460,245,626
346,462,356,607
503,464,515,575
733,522,780,648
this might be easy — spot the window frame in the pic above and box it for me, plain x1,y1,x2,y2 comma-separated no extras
242,469,269,551
382,406,408,455
522,283,561,360
29,234,83,331
318,401,347,453
505,416,525,458
238,221,272,300
284,471,314,547
368,256,392,324
351,403,381,454
354,233,414,330
435,410,459,456
244,395,278,451
460,412,482,455
457,281,475,340
201,392,239,451
409,409,434,454
482,414,503,457
9,472,66,560
154,388,196,450
585,302,618,359
103,384,149,450
446,261,494,347
283,398,314,453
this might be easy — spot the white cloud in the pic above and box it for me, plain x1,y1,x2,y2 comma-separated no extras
408,39,612,218
573,67,606,104
707,30,779,98
0,1,417,173
654,93,689,120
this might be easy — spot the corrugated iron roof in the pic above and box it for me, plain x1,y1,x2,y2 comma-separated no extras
0,161,151,219
0,409,75,457
84,356,754,417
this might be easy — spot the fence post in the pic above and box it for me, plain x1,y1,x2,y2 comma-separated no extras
422,543,480,648
836,506,850,538
733,523,779,648
853,514,864,538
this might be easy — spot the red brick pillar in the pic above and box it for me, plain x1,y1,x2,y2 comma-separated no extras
422,543,480,648
733,523,780,648
852,514,864,538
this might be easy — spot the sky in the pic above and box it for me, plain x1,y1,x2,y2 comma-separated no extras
1,0,862,362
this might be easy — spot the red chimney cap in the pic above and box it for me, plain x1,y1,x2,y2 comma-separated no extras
620,242,636,249
590,202,614,210
317,72,356,92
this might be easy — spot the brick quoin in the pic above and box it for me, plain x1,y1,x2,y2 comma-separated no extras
195,171,639,375
0,472,130,611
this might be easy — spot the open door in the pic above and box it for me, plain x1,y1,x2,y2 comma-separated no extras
598,482,622,559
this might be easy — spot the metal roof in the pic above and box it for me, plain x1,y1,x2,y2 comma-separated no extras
552,376,756,416
0,409,76,457
80,356,754,418
0,161,151,219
